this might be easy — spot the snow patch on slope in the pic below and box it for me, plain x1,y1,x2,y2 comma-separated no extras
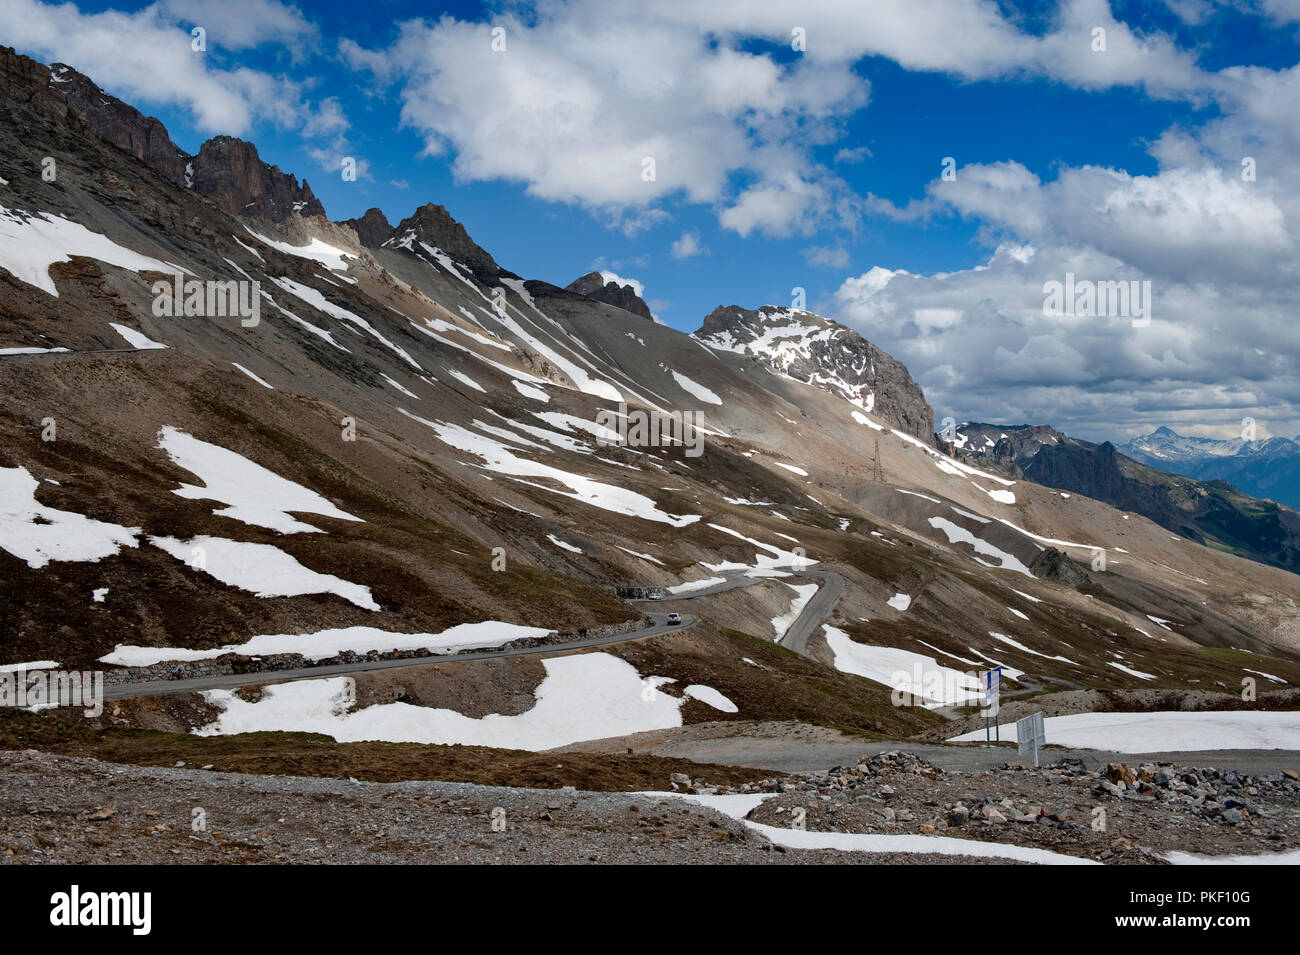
157,426,362,535
193,652,732,750
669,369,722,405
0,206,186,297
401,413,700,527
0,467,139,568
109,323,167,349
149,535,379,610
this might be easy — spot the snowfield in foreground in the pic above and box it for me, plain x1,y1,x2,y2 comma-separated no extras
949,711,1300,751
193,651,735,749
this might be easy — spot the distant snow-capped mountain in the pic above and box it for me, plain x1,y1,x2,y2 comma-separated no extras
944,423,1300,575
1119,426,1300,510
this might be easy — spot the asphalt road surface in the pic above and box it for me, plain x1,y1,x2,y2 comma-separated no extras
107,564,843,700
776,570,843,656
103,611,696,701
634,566,843,657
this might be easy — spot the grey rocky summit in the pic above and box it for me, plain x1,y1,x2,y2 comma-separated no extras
382,202,503,280
565,271,654,321
695,304,935,443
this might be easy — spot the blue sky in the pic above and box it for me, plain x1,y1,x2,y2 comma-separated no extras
6,0,1300,442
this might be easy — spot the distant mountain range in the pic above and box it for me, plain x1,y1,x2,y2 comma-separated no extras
951,423,1300,576
1118,426,1300,511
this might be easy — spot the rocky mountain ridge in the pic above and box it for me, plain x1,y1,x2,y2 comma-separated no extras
1120,426,1300,511
949,423,1300,575
41,55,324,222
382,201,506,281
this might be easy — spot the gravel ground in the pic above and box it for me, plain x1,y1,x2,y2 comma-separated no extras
734,751,1300,863
0,751,1000,865
4,747,1295,865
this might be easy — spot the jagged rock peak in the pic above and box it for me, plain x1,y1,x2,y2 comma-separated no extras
190,136,325,222
565,271,653,321
340,208,394,248
384,202,500,278
695,304,935,443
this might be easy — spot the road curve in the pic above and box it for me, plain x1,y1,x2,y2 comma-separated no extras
776,570,843,656
632,566,844,659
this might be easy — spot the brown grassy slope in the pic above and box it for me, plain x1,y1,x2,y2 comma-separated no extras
0,709,774,791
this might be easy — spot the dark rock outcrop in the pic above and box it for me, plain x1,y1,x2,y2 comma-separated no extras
188,136,324,222
42,62,323,222
48,63,189,184
1022,440,1196,537
1029,547,1090,588
340,208,394,248
565,271,654,321
0,47,70,119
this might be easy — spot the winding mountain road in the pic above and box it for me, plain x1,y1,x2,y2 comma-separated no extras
104,563,843,700
103,612,698,701
631,565,843,656
775,570,843,655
